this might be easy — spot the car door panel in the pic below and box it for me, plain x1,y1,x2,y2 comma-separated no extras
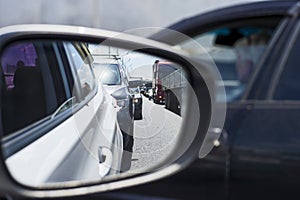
47,91,121,182
5,114,82,185
231,103,300,180
3,40,123,187
229,104,300,200
229,17,300,200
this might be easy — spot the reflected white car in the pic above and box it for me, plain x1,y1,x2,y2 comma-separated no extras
1,41,123,186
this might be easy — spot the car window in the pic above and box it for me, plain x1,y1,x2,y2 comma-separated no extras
180,19,281,102
274,31,300,100
65,42,95,100
0,40,69,136
1,43,37,90
130,87,140,94
94,63,121,85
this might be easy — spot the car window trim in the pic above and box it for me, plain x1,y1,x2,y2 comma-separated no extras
267,17,300,100
51,97,75,119
53,42,72,99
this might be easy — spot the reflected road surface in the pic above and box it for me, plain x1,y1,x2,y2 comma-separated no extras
130,96,182,171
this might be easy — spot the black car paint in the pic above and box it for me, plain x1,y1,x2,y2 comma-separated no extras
100,1,300,199
133,97,143,120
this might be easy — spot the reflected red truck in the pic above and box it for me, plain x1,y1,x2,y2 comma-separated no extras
152,60,177,104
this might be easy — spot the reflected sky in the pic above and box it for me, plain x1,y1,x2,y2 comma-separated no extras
121,52,157,81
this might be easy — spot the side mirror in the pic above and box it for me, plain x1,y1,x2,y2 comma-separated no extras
0,25,224,199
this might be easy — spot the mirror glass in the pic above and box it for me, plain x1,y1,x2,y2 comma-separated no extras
0,39,191,187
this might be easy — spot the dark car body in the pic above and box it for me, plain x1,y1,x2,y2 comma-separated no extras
133,97,142,120
130,87,143,120
100,1,300,200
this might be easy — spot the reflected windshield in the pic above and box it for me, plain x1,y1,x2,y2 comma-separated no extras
94,63,121,85
130,87,140,94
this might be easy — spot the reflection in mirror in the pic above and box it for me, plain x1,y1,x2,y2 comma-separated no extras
0,40,190,187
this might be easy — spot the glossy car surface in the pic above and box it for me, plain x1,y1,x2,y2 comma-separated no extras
130,87,143,120
1,40,123,186
102,1,300,199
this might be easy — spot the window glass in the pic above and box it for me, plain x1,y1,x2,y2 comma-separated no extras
94,63,121,85
0,40,68,135
274,33,300,100
180,20,280,102
65,42,95,99
1,43,37,89
130,87,140,94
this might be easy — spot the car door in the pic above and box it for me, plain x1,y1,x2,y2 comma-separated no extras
0,40,82,185
1,40,122,186
229,16,300,200
109,15,289,200
47,41,123,181
183,17,288,199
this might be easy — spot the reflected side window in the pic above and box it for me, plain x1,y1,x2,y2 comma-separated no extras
0,42,41,135
1,43,37,90
94,63,121,85
180,18,282,102
64,42,95,100
0,40,68,136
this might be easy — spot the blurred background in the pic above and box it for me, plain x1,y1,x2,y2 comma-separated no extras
0,0,261,34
